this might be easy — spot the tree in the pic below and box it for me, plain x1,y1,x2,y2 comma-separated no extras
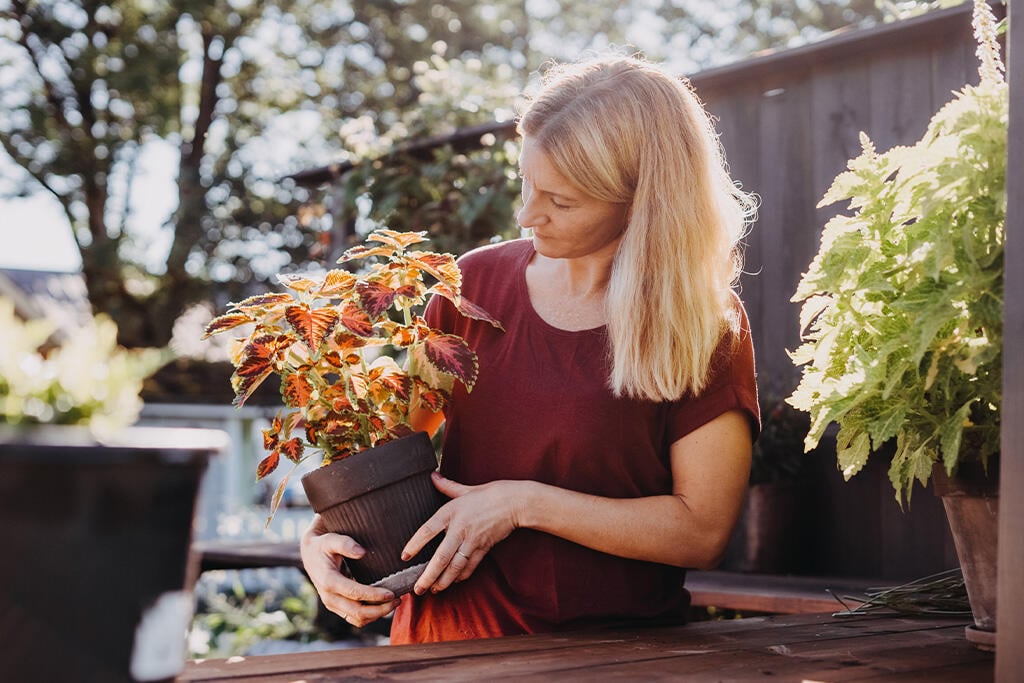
1,0,898,349
0,0,516,348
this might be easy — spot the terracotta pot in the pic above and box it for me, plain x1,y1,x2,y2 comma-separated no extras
301,431,446,596
723,481,803,574
932,457,999,651
0,426,224,683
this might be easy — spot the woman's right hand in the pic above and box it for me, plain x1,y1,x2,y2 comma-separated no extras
300,514,402,628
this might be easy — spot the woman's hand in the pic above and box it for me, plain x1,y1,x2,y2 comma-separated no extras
300,514,402,628
402,473,527,596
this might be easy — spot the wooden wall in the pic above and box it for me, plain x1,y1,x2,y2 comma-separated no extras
692,3,980,396
691,4,983,580
997,0,1022,675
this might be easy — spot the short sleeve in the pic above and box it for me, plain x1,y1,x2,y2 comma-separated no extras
666,299,759,444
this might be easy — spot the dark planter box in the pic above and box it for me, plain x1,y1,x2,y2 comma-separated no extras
0,426,225,683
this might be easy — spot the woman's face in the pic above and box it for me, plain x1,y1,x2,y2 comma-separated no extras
516,138,629,260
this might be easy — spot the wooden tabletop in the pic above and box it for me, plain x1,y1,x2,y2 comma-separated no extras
179,612,992,682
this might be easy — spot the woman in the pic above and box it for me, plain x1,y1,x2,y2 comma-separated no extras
301,54,759,643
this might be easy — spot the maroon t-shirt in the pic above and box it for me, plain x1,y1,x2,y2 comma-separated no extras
390,238,758,643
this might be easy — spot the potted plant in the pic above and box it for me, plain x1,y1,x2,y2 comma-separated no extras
0,298,226,682
787,0,1004,648
202,228,501,594
724,394,810,573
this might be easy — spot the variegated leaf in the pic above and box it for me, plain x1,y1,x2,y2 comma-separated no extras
285,304,339,351
337,244,394,263
277,273,322,293
368,357,412,403
367,228,429,249
202,312,253,339
280,437,304,463
357,280,398,318
338,300,374,337
262,415,283,450
283,372,315,408
427,284,504,331
416,386,450,413
407,251,460,289
317,269,358,297
231,292,295,313
256,450,280,480
423,331,479,390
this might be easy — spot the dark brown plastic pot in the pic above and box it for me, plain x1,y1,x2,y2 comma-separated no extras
301,431,446,595
0,425,225,683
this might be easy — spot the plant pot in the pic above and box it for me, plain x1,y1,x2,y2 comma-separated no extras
301,431,446,596
723,480,804,574
932,457,999,651
0,425,225,683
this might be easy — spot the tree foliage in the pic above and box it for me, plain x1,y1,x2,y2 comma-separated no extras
2,0,892,348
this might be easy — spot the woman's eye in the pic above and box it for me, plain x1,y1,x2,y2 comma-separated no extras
551,199,570,209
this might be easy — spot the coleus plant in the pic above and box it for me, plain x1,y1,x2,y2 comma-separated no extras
787,0,1005,505
202,228,502,520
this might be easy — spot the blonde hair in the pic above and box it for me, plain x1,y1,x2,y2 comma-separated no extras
517,54,756,402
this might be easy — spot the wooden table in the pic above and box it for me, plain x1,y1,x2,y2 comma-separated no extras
180,612,992,682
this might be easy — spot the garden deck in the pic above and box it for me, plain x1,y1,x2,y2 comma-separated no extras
179,612,992,682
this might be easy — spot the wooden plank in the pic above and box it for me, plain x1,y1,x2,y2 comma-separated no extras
193,540,302,572
868,45,935,152
998,0,1024,678
686,570,879,614
756,76,815,393
180,614,983,682
702,84,764,367
809,55,871,230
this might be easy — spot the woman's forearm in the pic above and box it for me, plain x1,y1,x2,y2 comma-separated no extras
514,481,728,569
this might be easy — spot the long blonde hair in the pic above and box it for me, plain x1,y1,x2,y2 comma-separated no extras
517,55,756,402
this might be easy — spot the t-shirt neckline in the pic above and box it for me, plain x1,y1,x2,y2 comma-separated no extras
515,241,608,337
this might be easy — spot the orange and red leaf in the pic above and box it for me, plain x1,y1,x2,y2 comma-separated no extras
338,244,394,263
202,312,253,339
367,228,429,250
277,273,322,293
280,437,304,463
423,331,479,390
231,292,295,312
256,450,280,480
283,372,315,408
368,360,412,403
427,284,504,331
338,301,374,337
356,281,397,318
317,269,358,297
407,251,460,289
285,304,339,351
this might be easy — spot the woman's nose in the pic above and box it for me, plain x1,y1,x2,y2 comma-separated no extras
517,196,546,229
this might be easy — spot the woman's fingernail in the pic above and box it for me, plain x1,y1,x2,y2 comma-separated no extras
400,552,411,561
431,471,442,480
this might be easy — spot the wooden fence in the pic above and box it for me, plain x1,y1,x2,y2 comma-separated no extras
694,3,982,396
693,4,984,580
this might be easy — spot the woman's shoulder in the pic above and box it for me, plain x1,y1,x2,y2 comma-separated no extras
456,237,533,273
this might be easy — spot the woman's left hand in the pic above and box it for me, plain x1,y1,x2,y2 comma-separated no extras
402,472,526,596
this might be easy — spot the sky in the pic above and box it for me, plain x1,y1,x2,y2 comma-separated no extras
1,139,179,273
2,192,82,272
